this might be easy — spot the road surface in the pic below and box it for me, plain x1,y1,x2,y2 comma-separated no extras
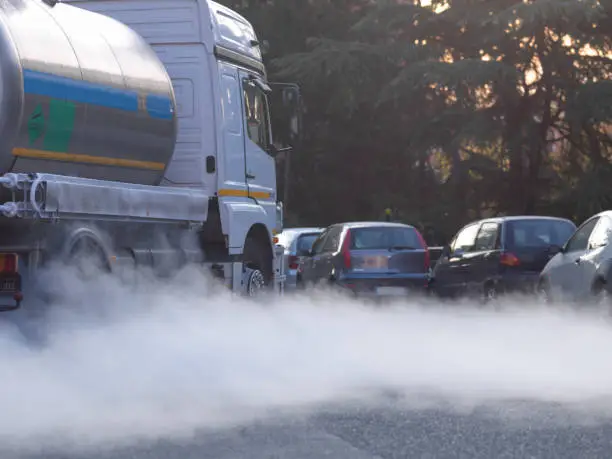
8,401,612,459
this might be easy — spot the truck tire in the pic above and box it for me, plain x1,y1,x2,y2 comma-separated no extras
67,237,110,282
243,236,272,296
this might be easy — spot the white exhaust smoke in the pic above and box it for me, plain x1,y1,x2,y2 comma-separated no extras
1,264,612,454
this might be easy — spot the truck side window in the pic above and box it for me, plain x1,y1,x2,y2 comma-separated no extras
242,80,270,151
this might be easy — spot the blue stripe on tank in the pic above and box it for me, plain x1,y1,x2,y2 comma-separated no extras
146,94,174,120
22,69,173,120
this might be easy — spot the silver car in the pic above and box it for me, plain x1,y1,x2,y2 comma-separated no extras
275,227,324,290
539,211,612,303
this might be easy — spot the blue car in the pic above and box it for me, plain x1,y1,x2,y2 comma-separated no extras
298,222,431,297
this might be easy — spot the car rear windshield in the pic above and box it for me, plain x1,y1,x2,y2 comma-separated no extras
296,233,320,253
506,219,575,249
349,226,423,250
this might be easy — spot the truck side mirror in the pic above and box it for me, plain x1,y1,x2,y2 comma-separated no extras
269,82,303,151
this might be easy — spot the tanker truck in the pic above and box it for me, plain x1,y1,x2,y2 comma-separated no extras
0,0,303,310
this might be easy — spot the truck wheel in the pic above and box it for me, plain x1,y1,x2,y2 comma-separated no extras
242,236,272,296
67,238,110,281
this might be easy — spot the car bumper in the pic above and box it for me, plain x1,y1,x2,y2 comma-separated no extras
498,271,541,293
336,273,429,298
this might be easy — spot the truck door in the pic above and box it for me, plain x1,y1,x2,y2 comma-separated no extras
238,71,276,210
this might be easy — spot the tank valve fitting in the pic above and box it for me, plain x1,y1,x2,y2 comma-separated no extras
0,174,22,190
0,202,18,218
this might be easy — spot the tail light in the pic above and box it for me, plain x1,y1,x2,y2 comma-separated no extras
415,230,430,271
500,252,520,267
342,230,352,269
0,254,17,273
288,255,299,270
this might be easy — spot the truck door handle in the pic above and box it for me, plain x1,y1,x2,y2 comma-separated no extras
246,173,255,179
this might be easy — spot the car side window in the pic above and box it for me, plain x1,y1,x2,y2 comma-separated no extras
320,226,343,253
565,217,599,253
473,222,499,251
311,230,329,255
451,223,480,253
589,216,612,249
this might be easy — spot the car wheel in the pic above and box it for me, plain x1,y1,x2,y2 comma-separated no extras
592,279,611,310
482,283,498,304
536,279,552,304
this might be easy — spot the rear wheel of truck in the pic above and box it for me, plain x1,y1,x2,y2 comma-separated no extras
67,237,110,282
242,236,272,296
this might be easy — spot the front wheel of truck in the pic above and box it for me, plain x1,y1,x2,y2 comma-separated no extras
242,235,272,296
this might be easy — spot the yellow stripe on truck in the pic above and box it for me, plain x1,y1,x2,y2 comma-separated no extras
12,148,166,171
218,188,271,199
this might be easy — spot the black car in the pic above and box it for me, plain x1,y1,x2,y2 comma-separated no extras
429,216,576,301
298,222,430,297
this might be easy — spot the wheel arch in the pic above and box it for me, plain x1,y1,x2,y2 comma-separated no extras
218,197,274,255
62,226,113,271
246,223,273,253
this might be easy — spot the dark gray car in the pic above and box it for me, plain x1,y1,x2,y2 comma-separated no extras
431,216,576,301
298,222,430,297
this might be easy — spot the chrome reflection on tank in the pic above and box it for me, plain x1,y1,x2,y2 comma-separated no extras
0,0,177,186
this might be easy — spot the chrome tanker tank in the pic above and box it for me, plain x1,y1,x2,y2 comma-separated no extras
0,0,177,186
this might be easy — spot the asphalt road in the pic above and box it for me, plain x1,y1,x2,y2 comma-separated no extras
8,402,612,459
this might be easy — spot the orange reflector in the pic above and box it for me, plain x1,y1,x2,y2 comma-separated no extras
0,254,18,273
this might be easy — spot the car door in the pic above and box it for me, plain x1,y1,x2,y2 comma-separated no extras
575,215,612,297
470,221,501,289
300,228,329,284
313,225,344,281
434,223,480,295
546,216,600,299
239,71,277,227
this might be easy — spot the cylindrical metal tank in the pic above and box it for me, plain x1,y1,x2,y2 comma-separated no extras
0,0,177,186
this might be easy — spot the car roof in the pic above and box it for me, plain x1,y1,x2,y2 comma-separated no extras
277,228,323,242
279,227,324,234
335,221,416,229
466,215,575,225
591,210,612,219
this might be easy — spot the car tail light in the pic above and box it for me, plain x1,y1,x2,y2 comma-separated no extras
500,252,520,267
342,230,352,269
288,255,299,270
415,230,430,271
0,254,17,273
